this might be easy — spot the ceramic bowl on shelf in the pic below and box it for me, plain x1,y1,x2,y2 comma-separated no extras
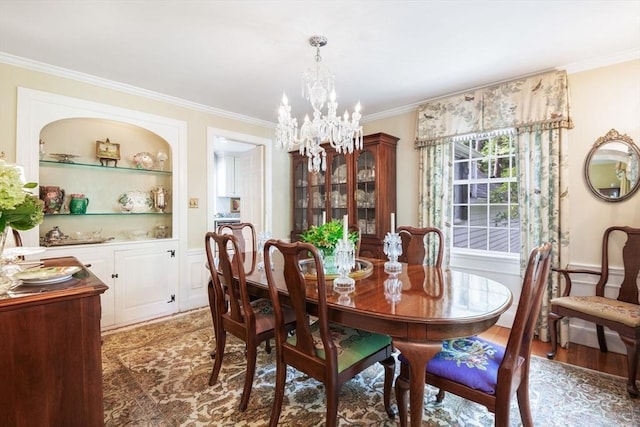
127,229,149,240
132,152,155,170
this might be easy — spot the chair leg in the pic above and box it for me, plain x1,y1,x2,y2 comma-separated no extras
265,339,272,354
380,356,396,418
435,388,445,402
546,313,561,359
239,339,258,411
515,369,534,426
269,360,286,427
325,380,339,427
209,329,226,386
596,324,609,353
620,335,640,397
394,366,409,427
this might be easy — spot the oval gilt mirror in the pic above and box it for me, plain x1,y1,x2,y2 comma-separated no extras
584,129,640,202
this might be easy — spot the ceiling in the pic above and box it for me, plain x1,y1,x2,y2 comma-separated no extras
1,1,638,126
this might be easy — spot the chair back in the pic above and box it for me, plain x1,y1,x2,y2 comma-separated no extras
397,226,444,266
500,242,552,384
205,232,255,328
217,222,257,274
217,222,257,254
598,226,640,304
264,240,338,375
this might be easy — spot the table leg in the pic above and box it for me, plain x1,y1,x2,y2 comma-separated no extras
392,339,442,427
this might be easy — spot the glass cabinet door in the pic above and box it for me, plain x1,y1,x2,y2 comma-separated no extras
293,162,309,231
356,150,376,235
309,169,326,227
329,154,348,222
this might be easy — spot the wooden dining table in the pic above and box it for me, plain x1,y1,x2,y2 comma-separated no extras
238,252,513,426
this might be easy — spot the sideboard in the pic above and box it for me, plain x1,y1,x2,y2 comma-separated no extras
0,257,108,426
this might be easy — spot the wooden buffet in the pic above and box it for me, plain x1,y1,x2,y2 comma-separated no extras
0,257,107,426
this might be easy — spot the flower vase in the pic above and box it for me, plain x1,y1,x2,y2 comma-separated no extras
0,228,13,295
320,248,338,275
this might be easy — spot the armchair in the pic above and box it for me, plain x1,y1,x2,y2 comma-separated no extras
547,226,640,397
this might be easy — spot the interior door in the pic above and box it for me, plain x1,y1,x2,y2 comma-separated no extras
239,145,265,231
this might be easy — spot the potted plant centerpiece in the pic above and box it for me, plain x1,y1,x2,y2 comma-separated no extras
0,159,45,293
300,219,358,273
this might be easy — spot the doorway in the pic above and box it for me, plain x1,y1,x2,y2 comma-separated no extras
206,128,272,234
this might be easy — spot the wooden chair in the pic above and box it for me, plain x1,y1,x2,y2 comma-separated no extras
204,232,295,411
547,226,640,397
395,242,552,427
397,226,444,266
217,222,256,254
263,240,396,426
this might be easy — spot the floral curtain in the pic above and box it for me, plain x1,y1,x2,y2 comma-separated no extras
415,70,572,343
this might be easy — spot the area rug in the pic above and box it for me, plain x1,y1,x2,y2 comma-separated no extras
102,308,640,426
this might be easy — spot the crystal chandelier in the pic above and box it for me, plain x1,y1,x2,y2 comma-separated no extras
276,35,363,172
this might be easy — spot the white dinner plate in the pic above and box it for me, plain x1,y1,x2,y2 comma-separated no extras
1,246,46,259
14,266,82,285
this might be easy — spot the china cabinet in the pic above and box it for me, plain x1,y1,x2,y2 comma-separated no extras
290,132,398,258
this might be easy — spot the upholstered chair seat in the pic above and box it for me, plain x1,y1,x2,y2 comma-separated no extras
550,296,640,327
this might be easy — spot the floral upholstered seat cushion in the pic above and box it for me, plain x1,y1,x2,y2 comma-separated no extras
286,322,392,373
234,298,295,334
399,336,511,394
551,296,640,327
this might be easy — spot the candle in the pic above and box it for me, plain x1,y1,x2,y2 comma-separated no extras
322,210,326,225
343,214,348,241
391,213,395,233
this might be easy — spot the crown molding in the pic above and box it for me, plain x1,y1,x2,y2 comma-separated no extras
2,48,638,127
0,52,275,129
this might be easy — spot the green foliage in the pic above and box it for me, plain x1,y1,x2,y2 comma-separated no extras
0,160,44,232
300,220,358,253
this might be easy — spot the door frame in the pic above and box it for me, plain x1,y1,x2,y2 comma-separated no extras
206,127,272,233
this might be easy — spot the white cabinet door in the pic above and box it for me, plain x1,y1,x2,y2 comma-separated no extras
113,244,178,325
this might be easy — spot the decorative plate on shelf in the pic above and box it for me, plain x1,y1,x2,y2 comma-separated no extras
118,190,153,213
49,153,80,163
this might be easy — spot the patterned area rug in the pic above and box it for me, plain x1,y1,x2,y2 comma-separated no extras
102,308,640,426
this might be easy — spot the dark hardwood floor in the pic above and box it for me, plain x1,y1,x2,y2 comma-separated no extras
481,325,629,378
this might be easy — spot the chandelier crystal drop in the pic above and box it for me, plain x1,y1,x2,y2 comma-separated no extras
276,35,363,172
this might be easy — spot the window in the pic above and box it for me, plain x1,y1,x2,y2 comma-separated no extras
452,132,520,254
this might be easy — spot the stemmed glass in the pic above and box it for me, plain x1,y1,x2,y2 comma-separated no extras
257,231,273,271
383,232,402,273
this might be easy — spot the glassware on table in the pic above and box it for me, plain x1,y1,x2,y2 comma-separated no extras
333,238,356,304
383,232,403,273
257,231,273,271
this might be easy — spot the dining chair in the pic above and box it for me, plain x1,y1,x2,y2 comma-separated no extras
547,226,640,397
204,231,295,411
395,242,552,427
217,222,256,254
263,240,396,427
397,226,444,266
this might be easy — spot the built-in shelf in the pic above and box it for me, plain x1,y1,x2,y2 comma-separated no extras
44,212,169,216
40,160,172,175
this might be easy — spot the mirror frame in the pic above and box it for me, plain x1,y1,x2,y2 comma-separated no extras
584,128,640,202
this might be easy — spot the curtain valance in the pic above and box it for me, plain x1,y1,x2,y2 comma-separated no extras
415,70,572,148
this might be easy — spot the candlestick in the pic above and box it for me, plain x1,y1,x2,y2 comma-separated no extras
391,212,395,233
343,214,348,241
322,210,326,225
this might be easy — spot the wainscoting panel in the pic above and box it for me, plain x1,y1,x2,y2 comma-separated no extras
180,249,209,312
